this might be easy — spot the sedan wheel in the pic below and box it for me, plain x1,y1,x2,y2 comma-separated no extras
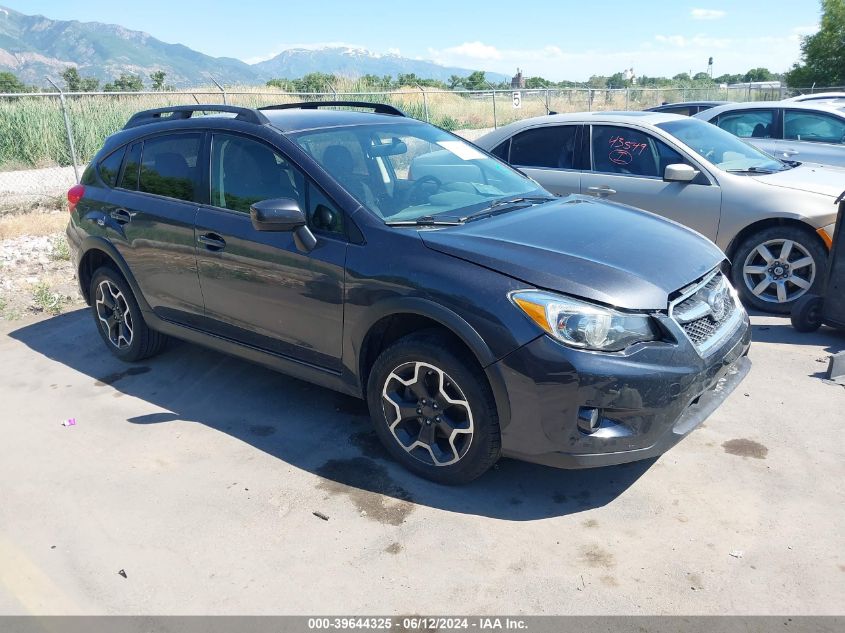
732,227,827,313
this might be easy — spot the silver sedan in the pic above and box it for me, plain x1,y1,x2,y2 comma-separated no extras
476,112,839,313
693,101,845,168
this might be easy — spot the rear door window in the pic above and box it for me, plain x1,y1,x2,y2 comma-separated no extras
590,125,685,178
509,126,579,169
139,134,203,202
784,110,845,144
716,109,776,139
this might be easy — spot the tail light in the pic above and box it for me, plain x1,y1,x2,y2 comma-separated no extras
67,184,85,213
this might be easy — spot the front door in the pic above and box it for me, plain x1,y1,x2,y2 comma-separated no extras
105,133,204,324
194,132,347,371
580,124,722,241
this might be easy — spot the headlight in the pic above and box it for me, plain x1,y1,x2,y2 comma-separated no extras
511,291,658,351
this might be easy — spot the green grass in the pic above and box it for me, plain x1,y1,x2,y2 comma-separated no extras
31,282,66,315
50,235,70,261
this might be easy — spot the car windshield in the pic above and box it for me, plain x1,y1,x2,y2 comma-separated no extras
657,118,785,173
289,121,548,224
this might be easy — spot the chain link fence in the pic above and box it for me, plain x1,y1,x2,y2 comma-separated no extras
1,82,841,212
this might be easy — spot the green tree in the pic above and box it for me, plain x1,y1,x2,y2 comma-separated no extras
785,0,845,87
448,74,464,89
693,72,712,82
266,78,292,90
61,67,99,92
672,72,692,82
149,70,167,91
462,71,488,90
293,72,337,92
103,73,144,92
0,71,28,92
743,67,774,82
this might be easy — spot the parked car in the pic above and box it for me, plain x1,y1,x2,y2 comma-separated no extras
67,102,751,484
476,112,838,312
693,101,845,167
646,101,731,116
782,92,845,105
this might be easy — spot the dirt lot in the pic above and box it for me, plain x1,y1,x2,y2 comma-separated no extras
0,306,842,615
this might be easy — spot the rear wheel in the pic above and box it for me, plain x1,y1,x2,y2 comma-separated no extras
790,294,824,332
366,331,500,484
90,266,167,362
731,226,827,313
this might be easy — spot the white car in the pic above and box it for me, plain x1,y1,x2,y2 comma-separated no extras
782,91,845,105
694,101,845,168
475,112,840,313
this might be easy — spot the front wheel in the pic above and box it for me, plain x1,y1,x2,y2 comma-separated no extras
731,226,827,314
366,331,501,484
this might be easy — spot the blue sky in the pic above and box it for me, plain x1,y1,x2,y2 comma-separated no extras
3,0,822,80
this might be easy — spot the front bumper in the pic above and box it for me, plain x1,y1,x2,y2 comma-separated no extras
491,310,751,469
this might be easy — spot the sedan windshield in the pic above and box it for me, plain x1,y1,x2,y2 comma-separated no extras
289,121,549,224
657,118,785,173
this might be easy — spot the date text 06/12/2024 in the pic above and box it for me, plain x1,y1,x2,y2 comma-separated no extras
307,617,528,630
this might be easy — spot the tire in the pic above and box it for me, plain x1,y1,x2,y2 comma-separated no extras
790,294,824,333
366,330,501,485
730,225,827,314
89,266,167,362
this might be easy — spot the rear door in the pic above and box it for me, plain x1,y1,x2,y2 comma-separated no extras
194,132,347,371
774,109,845,167
104,132,204,324
580,124,721,240
504,124,582,196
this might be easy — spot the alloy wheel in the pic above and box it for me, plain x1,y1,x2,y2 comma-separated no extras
95,279,134,349
742,238,815,304
381,361,474,466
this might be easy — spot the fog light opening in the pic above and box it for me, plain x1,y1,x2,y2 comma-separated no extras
577,407,601,434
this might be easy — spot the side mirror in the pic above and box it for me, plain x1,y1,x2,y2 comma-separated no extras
250,198,306,231
250,198,316,253
663,163,699,183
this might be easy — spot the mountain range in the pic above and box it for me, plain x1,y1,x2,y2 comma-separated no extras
0,5,508,88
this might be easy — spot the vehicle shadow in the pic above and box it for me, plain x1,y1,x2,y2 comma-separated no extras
9,309,656,521
748,314,844,353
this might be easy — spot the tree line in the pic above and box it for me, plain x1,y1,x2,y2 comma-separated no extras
0,68,170,93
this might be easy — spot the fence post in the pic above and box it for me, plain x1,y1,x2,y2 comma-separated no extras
416,84,429,122
46,77,79,183
491,89,498,128
210,76,227,104
545,88,550,114
625,87,629,110
588,89,593,112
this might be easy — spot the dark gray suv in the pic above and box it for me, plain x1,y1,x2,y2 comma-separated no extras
66,102,751,483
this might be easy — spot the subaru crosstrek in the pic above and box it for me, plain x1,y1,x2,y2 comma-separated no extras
66,102,751,484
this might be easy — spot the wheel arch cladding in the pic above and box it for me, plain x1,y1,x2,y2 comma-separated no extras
77,239,148,311
356,302,512,428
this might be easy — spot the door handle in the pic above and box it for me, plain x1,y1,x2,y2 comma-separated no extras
586,186,617,198
198,233,226,250
109,208,132,224
782,149,800,157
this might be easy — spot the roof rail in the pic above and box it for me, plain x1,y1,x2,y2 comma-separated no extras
123,105,269,130
258,101,406,117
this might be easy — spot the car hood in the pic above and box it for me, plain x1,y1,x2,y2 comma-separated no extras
751,163,845,198
420,196,725,310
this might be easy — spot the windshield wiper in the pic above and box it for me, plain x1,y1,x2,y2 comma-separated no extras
385,215,463,227
461,196,555,222
726,166,777,174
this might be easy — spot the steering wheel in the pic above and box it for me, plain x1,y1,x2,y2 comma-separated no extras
406,175,443,205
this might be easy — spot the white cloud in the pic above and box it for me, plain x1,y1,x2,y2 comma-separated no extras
427,33,803,81
691,8,726,20
791,24,818,36
387,47,401,56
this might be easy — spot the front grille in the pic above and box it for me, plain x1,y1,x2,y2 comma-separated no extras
670,270,742,354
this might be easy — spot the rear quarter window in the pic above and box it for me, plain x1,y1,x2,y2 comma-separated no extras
98,147,126,188
138,134,203,202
